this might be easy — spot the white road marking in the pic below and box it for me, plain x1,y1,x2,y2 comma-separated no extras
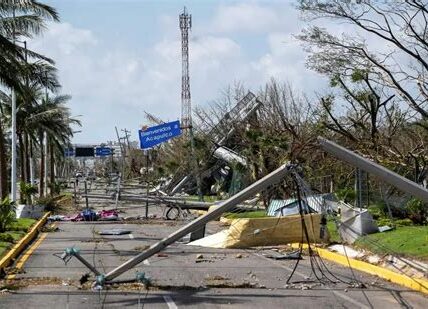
128,233,134,239
332,290,370,309
163,295,178,309
143,259,150,265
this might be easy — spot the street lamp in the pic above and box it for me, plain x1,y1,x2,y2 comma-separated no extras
10,40,27,202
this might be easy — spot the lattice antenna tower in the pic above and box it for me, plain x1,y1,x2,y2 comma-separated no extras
179,6,192,130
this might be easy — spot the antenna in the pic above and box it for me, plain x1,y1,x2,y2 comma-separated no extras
179,7,203,201
179,6,192,130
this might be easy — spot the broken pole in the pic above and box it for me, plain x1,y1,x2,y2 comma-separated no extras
84,180,89,210
318,137,428,203
102,162,294,282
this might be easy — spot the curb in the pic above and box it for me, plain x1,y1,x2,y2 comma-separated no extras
290,243,428,295
0,212,51,274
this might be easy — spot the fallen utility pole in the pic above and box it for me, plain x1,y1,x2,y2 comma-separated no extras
100,162,294,283
318,137,428,203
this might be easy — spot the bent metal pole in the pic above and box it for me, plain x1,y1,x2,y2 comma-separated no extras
104,162,294,282
318,137,428,203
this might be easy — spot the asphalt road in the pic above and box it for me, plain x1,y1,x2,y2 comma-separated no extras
0,196,427,308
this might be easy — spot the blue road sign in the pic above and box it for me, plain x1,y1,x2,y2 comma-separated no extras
139,120,181,149
64,148,75,157
95,147,113,156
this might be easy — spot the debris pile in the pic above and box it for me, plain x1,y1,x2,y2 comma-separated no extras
48,209,119,222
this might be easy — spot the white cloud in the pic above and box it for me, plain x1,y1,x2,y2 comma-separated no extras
210,2,298,34
26,2,326,143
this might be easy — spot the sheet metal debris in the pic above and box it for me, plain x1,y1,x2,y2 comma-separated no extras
98,228,132,235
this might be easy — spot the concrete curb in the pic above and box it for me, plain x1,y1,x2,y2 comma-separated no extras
291,243,428,295
0,212,51,274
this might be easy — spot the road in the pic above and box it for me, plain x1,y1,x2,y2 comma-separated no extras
0,196,427,308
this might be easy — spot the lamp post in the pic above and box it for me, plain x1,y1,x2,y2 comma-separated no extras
10,38,27,202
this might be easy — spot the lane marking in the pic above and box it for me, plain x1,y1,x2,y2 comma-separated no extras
6,231,50,279
163,295,178,309
128,233,134,239
332,290,370,309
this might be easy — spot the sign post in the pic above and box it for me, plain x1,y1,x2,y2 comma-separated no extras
139,120,182,219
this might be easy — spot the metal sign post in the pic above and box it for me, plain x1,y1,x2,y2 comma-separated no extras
145,149,149,219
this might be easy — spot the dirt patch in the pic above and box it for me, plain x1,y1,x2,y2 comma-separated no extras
133,245,150,252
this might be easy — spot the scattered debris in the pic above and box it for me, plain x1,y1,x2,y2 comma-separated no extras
235,253,243,258
196,254,204,259
49,209,119,222
378,225,393,233
134,245,150,252
264,250,301,260
98,229,131,236
41,224,59,233
47,215,66,221
157,253,168,257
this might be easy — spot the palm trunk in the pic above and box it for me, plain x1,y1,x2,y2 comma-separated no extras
18,132,25,203
0,121,8,200
39,131,45,198
24,133,30,183
29,140,34,185
49,141,55,196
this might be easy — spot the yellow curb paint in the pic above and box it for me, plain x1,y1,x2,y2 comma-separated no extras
290,243,428,295
0,212,51,273
6,222,57,279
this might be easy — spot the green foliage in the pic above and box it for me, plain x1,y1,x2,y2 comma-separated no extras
335,187,355,204
224,210,267,219
394,218,414,227
0,198,15,233
376,218,393,227
405,198,428,225
49,181,65,196
0,233,14,243
367,203,385,220
350,69,368,82
35,196,57,212
19,182,38,205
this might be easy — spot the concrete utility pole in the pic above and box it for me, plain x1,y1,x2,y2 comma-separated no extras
102,162,294,282
318,137,428,203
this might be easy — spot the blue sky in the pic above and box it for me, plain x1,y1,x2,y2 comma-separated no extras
31,0,327,144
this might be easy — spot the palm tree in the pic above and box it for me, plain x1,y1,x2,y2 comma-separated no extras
0,0,59,200
25,94,81,196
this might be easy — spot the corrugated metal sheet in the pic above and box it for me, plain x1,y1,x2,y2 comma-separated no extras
267,194,334,217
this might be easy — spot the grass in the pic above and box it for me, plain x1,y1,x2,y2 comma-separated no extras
8,218,36,232
0,218,36,258
186,195,221,203
327,219,341,243
354,226,428,260
224,210,267,219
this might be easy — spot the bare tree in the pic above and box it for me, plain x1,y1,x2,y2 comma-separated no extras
297,0,428,125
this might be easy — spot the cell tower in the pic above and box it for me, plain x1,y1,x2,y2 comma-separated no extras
179,7,192,130
179,7,203,202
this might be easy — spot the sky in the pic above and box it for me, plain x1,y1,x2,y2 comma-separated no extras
30,0,328,144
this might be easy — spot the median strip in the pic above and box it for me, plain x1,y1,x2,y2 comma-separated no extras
0,212,51,276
